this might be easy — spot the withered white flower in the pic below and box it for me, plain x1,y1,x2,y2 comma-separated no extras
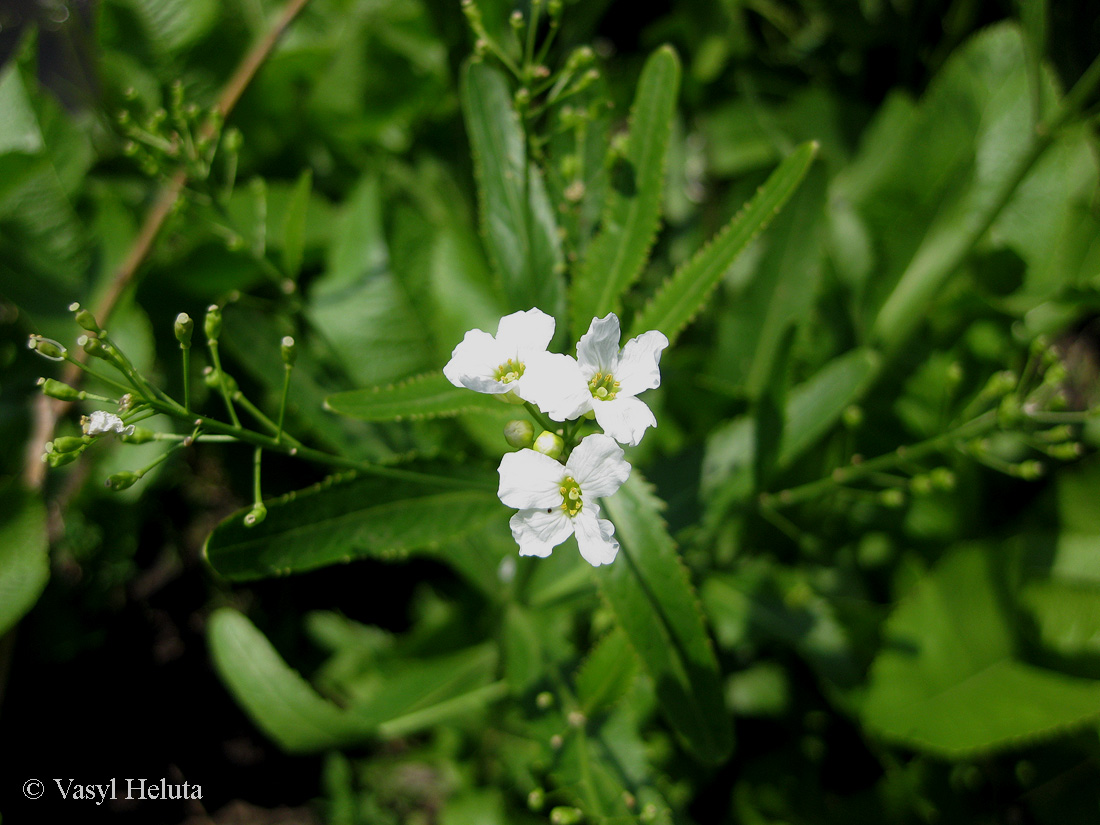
531,313,668,446
443,308,566,407
497,433,630,566
82,410,134,437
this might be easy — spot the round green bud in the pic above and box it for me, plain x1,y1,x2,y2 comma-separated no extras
38,377,84,401
105,471,140,491
527,789,545,812
533,430,564,459
504,419,535,449
1016,461,1044,480
52,436,87,454
204,304,222,342
280,335,297,366
244,504,267,527
930,467,956,490
122,426,156,445
842,405,863,428
69,302,103,334
203,366,238,394
80,335,110,360
48,450,82,468
535,691,554,710
175,312,194,347
27,335,67,361
509,10,523,28
878,488,905,508
909,475,933,496
549,807,583,825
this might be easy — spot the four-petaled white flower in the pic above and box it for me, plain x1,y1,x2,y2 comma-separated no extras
498,434,630,566
82,410,134,437
533,313,668,447
443,308,565,406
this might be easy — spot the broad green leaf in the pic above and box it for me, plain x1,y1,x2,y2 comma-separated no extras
281,168,312,280
570,46,681,339
121,0,218,57
204,474,500,581
862,544,1100,756
597,475,732,763
207,607,374,752
461,60,565,318
325,371,503,422
0,488,49,636
1020,579,1100,660
631,141,817,344
574,628,638,717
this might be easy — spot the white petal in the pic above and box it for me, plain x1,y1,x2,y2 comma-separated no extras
592,395,656,446
576,313,622,374
497,308,555,354
520,352,592,420
498,449,566,509
443,328,506,393
84,410,126,436
615,329,668,396
510,509,574,557
573,510,619,566
566,434,630,497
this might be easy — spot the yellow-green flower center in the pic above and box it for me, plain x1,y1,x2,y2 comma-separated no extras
495,358,525,384
589,371,620,400
559,476,583,517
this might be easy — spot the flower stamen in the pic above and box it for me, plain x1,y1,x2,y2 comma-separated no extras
495,358,525,384
588,371,620,400
559,476,583,516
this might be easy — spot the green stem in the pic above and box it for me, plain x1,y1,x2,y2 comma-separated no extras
181,344,191,414
276,363,292,444
252,446,263,505
762,411,998,508
207,339,241,428
234,390,301,448
524,401,557,434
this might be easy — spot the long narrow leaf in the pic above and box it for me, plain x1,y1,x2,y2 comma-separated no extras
631,141,817,343
570,45,681,339
325,371,502,422
597,475,732,763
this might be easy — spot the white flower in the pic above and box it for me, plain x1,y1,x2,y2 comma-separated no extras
532,313,668,446
443,308,565,406
82,410,134,437
497,433,631,566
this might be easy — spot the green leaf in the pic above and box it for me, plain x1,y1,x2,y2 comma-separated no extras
862,544,1100,757
281,168,312,280
631,141,817,344
121,0,219,57
0,62,43,155
574,628,638,717
204,474,500,581
570,45,681,339
325,371,503,422
502,604,543,694
461,60,565,318
0,488,49,636
207,608,374,753
597,475,732,763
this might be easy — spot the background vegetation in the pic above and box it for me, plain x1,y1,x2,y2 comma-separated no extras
2,0,1100,822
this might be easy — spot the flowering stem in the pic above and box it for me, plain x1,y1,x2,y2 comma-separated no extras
761,410,998,509
276,363,292,444
252,447,263,506
181,345,191,414
523,402,557,435
207,338,241,428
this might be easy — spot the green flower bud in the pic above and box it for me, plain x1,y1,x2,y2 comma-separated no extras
280,335,297,366
909,475,933,496
930,467,956,490
204,304,222,342
1047,442,1083,460
244,503,267,527
27,335,67,361
80,335,110,360
175,312,194,347
48,449,82,468
52,436,87,453
535,691,554,710
527,789,545,812
105,471,140,491
203,366,238,394
878,488,905,508
509,10,523,28
1016,461,1044,480
533,430,564,459
37,377,84,401
550,806,583,825
122,426,156,445
842,405,863,428
504,419,535,449
69,302,103,334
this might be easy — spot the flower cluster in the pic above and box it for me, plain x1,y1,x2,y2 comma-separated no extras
445,308,668,565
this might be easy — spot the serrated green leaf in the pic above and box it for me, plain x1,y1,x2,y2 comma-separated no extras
0,488,49,636
204,474,500,581
207,608,374,753
122,0,218,56
631,141,817,344
281,168,312,280
461,60,564,318
325,371,503,422
574,628,638,717
863,544,1100,757
570,46,680,339
597,475,732,763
